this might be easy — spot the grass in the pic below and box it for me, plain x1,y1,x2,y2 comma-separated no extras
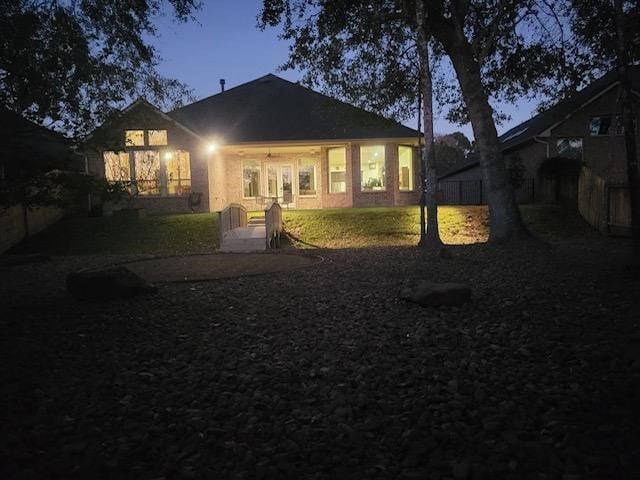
283,206,489,248
9,204,595,255
12,212,219,255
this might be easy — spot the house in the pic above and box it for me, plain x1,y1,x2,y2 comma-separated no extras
0,108,84,253
437,66,639,233
83,74,421,214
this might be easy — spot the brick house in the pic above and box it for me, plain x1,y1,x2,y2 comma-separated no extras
84,74,421,214
436,67,639,231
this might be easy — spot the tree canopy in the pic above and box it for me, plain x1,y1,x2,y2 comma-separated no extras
0,0,201,137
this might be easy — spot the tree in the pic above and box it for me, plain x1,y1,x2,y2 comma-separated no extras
0,0,201,137
570,0,640,272
261,0,444,246
415,0,442,248
434,132,473,175
261,0,568,242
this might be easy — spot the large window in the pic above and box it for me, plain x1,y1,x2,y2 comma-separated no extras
328,147,346,193
134,151,161,195
148,129,168,146
398,146,414,191
298,160,317,196
360,145,385,191
125,130,145,146
243,160,261,197
103,151,131,182
556,138,583,159
166,150,191,195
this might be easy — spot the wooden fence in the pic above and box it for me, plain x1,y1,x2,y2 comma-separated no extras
436,179,535,205
578,167,631,234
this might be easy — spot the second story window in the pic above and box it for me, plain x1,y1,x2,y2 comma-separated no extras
556,138,583,159
125,130,145,146
148,129,168,145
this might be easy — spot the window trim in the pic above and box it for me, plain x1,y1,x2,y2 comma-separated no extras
327,146,347,194
242,159,262,199
298,159,318,197
359,144,386,192
398,145,414,192
555,137,584,160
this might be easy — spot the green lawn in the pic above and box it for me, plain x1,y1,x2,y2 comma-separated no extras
12,212,219,255
10,204,594,255
283,205,489,248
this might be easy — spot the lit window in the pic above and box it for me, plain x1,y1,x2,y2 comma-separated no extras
243,160,261,197
556,138,583,159
328,147,346,193
398,146,414,191
298,160,317,196
134,151,161,195
360,145,385,191
148,129,168,146
166,150,191,195
103,151,130,182
125,130,145,146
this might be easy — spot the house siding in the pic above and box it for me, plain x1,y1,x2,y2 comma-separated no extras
86,101,210,214
548,86,639,184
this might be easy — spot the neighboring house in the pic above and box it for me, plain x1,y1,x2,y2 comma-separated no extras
0,108,83,253
84,74,421,214
437,66,639,232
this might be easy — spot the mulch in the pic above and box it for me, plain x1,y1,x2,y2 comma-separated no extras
0,237,638,479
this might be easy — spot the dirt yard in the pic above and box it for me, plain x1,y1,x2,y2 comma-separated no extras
0,237,638,479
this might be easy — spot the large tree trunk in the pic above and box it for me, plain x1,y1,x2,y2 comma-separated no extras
614,0,640,274
437,28,529,242
416,0,442,248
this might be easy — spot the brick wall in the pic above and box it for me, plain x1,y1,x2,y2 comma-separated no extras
85,101,210,214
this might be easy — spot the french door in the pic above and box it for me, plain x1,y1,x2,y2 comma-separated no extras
266,164,294,206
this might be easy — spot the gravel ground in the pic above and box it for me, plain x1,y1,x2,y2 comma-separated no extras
0,238,638,480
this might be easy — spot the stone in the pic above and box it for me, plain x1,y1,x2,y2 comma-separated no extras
400,282,471,307
66,266,157,302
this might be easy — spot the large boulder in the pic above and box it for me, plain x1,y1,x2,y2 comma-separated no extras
66,266,157,302
400,281,471,307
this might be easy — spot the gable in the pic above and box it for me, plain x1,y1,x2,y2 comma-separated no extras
499,66,640,151
85,99,202,150
169,74,419,143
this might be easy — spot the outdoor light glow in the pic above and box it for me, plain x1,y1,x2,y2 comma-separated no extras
207,143,217,153
164,151,173,160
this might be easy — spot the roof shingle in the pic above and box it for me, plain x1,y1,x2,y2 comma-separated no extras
169,74,419,143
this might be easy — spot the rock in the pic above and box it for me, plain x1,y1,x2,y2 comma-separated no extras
66,266,157,301
400,282,471,307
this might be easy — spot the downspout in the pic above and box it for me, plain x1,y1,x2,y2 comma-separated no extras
532,136,550,159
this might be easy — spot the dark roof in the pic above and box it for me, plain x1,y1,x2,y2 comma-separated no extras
1,108,81,170
499,66,640,150
169,74,419,143
437,155,481,180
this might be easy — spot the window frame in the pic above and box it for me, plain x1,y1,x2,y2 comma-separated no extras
125,130,145,146
555,137,583,160
148,129,168,146
242,159,262,199
360,145,386,192
397,145,414,191
327,146,347,194
298,159,318,197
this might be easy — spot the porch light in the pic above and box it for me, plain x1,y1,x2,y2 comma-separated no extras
164,151,173,160
207,143,218,153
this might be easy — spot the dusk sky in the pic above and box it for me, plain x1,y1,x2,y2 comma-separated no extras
151,0,538,140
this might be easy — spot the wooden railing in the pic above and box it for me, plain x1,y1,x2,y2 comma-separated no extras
265,202,283,249
218,203,247,242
